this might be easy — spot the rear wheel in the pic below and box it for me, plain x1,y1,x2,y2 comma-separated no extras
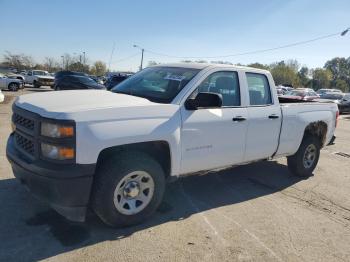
8,82,19,91
287,135,321,177
92,151,166,227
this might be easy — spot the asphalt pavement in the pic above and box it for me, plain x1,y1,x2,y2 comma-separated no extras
1,87,350,262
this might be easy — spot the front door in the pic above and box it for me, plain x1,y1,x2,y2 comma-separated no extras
180,70,248,174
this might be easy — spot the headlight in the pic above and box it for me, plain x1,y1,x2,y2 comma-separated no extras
41,122,74,138
41,143,75,160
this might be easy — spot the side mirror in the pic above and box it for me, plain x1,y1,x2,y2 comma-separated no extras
185,92,223,110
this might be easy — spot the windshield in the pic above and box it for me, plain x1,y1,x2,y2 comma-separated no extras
111,67,200,103
286,90,304,96
76,76,98,84
317,89,329,94
33,71,49,76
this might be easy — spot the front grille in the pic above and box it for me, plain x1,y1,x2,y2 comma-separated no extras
15,133,35,156
13,113,35,131
39,78,54,83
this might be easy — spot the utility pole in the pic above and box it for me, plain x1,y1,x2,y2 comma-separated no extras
133,44,145,71
140,48,144,70
83,51,86,72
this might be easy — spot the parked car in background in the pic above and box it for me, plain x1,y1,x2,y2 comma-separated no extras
317,88,342,97
338,93,350,114
54,74,105,90
25,70,55,88
105,73,132,90
315,92,344,102
277,85,293,93
276,87,285,96
282,88,319,101
55,70,87,80
89,75,104,85
0,73,22,91
6,74,25,88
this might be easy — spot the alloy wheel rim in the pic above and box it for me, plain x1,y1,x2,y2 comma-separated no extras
113,171,155,215
9,83,17,91
303,144,317,169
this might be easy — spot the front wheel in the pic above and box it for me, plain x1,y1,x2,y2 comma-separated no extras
92,151,166,227
287,135,321,177
33,81,40,88
8,82,19,91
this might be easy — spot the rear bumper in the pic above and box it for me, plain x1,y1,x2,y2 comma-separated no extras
6,134,95,222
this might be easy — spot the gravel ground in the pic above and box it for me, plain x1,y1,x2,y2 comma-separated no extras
1,87,350,262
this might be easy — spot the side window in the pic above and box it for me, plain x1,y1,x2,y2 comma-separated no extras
196,71,240,106
246,73,272,106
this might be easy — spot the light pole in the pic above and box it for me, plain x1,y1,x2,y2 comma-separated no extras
83,51,86,72
133,44,144,71
61,56,64,70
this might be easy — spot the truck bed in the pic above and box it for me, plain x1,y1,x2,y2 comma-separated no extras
278,96,335,105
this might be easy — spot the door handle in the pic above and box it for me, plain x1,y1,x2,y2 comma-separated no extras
232,116,246,122
268,114,279,119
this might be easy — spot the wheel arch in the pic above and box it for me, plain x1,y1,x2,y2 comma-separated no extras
96,141,172,179
303,121,328,147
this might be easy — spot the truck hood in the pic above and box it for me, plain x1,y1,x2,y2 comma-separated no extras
15,90,176,120
36,76,54,80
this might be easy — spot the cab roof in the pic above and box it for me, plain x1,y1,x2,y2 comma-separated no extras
153,63,270,73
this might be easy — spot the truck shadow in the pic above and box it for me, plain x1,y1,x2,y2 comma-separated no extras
0,160,306,261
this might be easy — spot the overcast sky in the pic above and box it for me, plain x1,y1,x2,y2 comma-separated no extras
0,0,349,71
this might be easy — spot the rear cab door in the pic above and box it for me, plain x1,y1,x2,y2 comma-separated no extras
242,70,282,162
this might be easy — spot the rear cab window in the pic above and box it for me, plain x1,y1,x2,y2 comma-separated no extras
246,73,272,106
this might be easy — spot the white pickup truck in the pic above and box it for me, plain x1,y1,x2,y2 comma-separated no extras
25,70,55,88
7,63,338,227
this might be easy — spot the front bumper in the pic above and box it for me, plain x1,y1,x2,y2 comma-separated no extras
6,134,95,222
37,79,54,87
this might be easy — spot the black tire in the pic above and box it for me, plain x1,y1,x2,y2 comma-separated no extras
33,81,40,88
287,135,321,177
8,82,19,91
92,151,166,227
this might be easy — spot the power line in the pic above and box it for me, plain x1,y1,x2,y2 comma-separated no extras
112,52,140,63
108,42,116,71
144,29,348,59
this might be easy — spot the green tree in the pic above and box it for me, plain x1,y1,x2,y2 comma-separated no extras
335,79,349,92
247,62,269,70
324,57,350,83
312,68,332,90
68,62,85,72
298,66,310,87
270,61,300,87
90,61,107,76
